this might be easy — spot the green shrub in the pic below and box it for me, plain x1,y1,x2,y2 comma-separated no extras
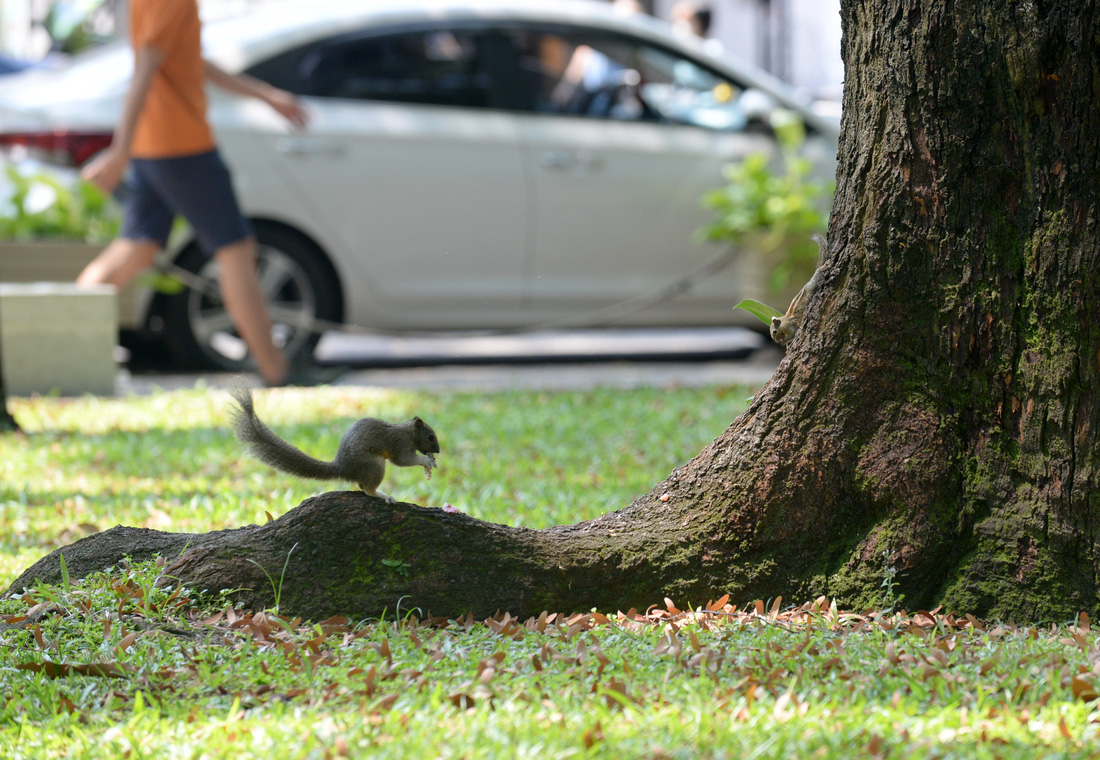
0,164,121,242
699,111,834,293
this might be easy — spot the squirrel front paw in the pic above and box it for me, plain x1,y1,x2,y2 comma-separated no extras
423,454,437,479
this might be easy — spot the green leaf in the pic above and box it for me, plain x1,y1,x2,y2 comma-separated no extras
734,299,784,325
697,120,832,290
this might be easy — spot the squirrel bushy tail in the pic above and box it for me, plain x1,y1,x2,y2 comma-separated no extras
229,383,341,482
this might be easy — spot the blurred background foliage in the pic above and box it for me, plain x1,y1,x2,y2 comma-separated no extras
699,110,833,293
0,164,120,242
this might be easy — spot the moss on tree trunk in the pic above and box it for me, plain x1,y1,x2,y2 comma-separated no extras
7,0,1099,622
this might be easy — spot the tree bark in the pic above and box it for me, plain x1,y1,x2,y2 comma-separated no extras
7,0,1099,621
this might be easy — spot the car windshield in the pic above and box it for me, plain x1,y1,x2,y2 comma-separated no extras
26,39,130,95
44,3,319,83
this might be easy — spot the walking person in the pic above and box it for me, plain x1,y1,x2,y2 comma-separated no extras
78,0,330,386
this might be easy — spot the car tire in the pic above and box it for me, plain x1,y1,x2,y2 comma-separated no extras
160,223,343,372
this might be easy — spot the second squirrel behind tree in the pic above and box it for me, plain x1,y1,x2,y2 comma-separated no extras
770,234,828,347
229,383,439,504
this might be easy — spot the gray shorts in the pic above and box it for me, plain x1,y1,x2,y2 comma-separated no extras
121,149,252,256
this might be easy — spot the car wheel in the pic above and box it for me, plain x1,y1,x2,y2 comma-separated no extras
160,224,342,372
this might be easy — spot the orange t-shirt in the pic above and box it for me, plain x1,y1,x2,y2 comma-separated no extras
129,0,216,158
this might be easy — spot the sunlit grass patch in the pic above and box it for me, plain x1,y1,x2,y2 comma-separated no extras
0,384,743,588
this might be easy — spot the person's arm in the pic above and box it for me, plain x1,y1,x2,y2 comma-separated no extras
203,59,309,129
80,44,164,193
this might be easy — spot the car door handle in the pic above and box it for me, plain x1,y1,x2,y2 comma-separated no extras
276,137,346,158
541,150,575,168
541,150,603,171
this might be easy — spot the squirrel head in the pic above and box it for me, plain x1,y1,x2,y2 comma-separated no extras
770,315,796,347
413,416,440,454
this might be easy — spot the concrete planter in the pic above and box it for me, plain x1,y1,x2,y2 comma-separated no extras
0,240,124,395
0,282,117,396
0,239,139,327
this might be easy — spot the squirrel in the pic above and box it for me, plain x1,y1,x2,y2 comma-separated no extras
229,383,439,504
770,233,828,347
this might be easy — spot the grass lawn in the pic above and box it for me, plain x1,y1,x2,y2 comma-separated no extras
1,384,1098,758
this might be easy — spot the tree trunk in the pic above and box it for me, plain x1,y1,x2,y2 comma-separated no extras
0,372,17,433
0,286,21,433
7,0,1099,621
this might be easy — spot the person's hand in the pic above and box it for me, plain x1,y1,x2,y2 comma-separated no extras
80,146,128,193
265,89,310,130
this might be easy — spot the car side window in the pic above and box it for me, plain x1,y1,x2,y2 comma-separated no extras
246,22,748,128
498,27,747,130
248,29,490,108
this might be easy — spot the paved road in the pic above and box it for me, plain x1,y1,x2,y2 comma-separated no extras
119,327,782,394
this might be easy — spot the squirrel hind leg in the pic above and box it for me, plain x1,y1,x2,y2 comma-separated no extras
359,483,396,504
356,464,391,503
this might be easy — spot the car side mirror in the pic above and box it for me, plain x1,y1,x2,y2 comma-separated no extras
737,88,779,126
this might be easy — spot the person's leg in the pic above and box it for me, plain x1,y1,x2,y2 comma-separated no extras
78,158,170,289
146,151,340,385
215,237,289,385
76,238,160,288
149,150,287,384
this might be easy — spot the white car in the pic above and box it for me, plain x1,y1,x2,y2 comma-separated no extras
0,0,838,370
